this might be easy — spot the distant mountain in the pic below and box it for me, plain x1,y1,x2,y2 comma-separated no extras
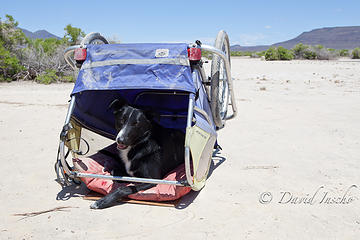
231,26,360,52
19,28,61,40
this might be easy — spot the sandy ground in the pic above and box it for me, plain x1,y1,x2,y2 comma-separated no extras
1,58,360,239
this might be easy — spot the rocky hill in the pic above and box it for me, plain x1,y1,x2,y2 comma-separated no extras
231,26,360,51
19,28,61,39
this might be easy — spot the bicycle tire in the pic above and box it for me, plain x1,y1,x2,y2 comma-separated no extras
81,32,109,45
210,30,231,128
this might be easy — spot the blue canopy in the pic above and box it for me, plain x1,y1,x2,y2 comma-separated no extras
72,43,195,95
70,43,215,139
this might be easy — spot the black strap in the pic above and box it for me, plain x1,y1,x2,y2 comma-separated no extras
195,88,200,101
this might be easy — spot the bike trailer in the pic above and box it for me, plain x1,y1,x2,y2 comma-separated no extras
56,31,236,201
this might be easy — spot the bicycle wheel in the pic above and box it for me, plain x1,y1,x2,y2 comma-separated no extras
81,32,109,45
210,30,231,128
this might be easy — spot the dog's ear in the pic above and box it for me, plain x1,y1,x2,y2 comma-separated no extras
108,98,128,113
144,109,160,122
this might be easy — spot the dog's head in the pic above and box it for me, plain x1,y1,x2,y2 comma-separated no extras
109,98,152,150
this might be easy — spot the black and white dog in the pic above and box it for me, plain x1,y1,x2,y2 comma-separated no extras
90,98,185,209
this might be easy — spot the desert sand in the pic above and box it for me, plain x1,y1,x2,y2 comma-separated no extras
1,58,360,239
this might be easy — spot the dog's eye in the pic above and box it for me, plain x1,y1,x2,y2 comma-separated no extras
130,121,138,126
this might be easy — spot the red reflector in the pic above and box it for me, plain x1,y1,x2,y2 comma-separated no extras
74,48,87,61
188,48,201,61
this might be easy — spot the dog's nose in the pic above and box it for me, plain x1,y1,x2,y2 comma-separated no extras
116,137,123,145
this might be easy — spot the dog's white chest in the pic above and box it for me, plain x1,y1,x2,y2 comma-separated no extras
118,147,134,176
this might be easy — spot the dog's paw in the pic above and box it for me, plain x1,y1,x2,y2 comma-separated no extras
90,198,112,209
90,201,101,209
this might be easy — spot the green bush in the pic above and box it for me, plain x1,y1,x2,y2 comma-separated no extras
1,14,85,83
30,38,67,56
64,24,85,45
230,51,253,57
292,43,317,59
315,44,324,50
265,47,279,60
303,49,317,59
277,46,294,60
0,15,27,82
0,15,29,51
62,75,75,82
339,49,349,57
0,41,24,82
35,70,75,84
265,46,293,61
292,43,308,59
257,50,266,57
351,48,360,59
292,43,340,60
249,51,266,58
35,69,59,84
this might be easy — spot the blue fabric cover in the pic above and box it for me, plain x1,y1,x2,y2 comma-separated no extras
71,43,195,95
70,43,215,139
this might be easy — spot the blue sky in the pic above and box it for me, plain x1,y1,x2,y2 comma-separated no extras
1,0,359,46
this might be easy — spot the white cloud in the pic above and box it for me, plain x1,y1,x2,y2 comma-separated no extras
265,25,272,29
